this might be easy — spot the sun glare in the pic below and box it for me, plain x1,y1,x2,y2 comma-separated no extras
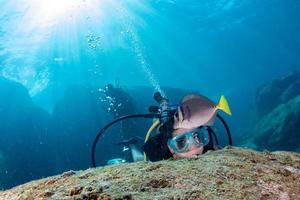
40,0,77,16
28,0,86,27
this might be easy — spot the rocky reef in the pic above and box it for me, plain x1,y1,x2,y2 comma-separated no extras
253,72,300,152
255,71,300,118
253,95,300,151
0,77,54,189
1,147,300,200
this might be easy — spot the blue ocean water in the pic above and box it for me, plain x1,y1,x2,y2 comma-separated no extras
0,0,299,189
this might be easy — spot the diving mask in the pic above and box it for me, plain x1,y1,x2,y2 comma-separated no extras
167,127,210,154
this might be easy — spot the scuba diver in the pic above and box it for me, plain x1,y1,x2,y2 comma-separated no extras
92,91,232,167
142,94,232,161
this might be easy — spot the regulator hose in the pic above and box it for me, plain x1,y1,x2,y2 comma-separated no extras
91,113,159,168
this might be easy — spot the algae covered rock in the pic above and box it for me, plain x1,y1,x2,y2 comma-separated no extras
1,147,300,200
281,80,300,103
256,71,300,117
253,95,300,151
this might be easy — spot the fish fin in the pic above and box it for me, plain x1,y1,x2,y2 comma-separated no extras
217,95,232,116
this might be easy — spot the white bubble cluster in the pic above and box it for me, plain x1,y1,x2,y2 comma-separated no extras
86,32,102,50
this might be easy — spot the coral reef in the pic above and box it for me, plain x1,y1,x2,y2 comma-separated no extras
1,147,300,200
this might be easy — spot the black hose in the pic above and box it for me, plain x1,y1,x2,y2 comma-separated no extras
91,113,160,168
217,114,233,145
208,127,219,145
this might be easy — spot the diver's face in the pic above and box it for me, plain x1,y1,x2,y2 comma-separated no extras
168,128,204,158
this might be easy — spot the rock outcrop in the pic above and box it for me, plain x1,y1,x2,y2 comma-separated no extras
255,71,300,117
253,95,300,151
0,77,53,189
253,72,300,152
1,147,300,200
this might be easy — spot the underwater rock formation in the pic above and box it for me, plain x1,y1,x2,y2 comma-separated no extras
280,80,300,103
0,77,54,189
253,95,300,151
255,71,300,117
1,147,300,200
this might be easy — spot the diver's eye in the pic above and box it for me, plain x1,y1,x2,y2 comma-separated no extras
192,132,202,144
175,136,187,150
193,129,209,145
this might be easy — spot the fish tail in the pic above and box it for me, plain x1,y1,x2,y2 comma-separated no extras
217,95,232,116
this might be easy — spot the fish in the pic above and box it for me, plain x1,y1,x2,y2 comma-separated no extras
173,94,232,129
